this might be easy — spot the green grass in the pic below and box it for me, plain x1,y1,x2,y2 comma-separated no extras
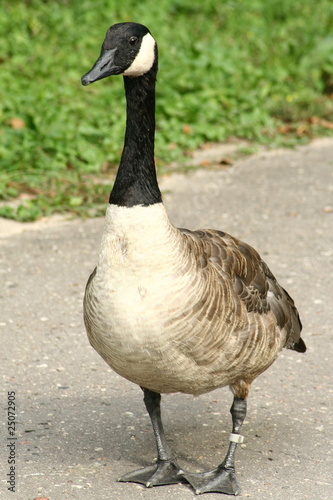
1,0,333,221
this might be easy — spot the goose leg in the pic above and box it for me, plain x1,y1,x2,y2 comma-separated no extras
118,388,185,487
181,396,247,495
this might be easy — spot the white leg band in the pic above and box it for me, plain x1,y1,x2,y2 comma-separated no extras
229,433,244,444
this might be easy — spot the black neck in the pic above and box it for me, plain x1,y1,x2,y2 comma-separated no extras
109,59,162,207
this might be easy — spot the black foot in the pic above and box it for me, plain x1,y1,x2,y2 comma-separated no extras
118,459,185,487
182,467,241,496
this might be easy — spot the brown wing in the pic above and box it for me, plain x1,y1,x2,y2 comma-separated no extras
180,228,306,353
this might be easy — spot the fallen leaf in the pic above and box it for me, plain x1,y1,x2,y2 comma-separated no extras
9,118,25,129
278,124,292,134
311,116,333,129
182,124,192,134
296,124,307,136
219,157,234,165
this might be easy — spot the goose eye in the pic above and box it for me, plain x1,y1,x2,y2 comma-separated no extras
129,36,138,46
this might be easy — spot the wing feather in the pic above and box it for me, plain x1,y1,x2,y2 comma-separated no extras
180,228,305,352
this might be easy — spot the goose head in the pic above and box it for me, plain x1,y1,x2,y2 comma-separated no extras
81,22,157,85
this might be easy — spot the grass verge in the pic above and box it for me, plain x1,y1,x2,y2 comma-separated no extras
1,0,333,221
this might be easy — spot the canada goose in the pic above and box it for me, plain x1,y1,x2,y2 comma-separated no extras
81,22,306,495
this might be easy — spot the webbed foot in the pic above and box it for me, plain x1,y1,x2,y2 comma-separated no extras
181,467,240,495
118,459,185,487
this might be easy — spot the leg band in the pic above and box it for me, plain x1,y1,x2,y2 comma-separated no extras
229,433,244,444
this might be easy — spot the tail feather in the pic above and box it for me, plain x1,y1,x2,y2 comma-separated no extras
289,337,307,353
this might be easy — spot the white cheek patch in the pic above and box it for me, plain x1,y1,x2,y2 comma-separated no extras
123,33,156,76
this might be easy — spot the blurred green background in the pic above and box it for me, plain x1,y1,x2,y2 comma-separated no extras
1,0,333,220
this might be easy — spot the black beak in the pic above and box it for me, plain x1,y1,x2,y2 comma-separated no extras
81,48,118,86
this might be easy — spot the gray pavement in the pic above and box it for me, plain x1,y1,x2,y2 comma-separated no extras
1,138,333,500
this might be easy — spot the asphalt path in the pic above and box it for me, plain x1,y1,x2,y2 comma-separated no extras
1,138,333,500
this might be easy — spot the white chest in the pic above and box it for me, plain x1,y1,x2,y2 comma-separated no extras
85,203,193,361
